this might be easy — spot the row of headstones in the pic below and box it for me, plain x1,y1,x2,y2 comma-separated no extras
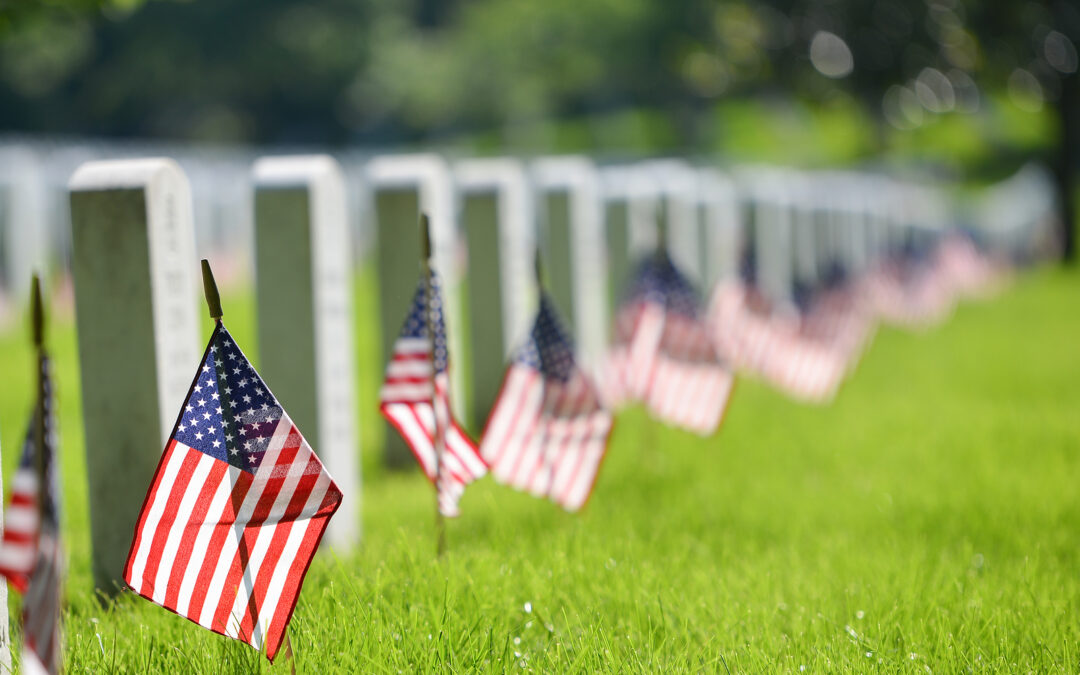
49,152,1056,593
3,140,1058,307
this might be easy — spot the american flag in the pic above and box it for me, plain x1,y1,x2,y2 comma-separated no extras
123,323,342,661
606,253,735,435
0,355,62,674
859,259,954,329
379,270,486,517
480,294,613,511
707,282,853,402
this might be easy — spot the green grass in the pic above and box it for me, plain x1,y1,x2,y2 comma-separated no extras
0,267,1078,672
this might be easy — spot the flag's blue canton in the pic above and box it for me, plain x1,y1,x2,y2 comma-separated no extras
172,325,282,473
624,252,702,320
515,294,576,382
399,270,449,373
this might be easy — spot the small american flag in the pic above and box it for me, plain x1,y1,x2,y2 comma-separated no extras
607,253,735,435
380,270,486,517
481,294,613,511
0,355,62,674
860,260,953,329
124,323,342,661
708,282,853,403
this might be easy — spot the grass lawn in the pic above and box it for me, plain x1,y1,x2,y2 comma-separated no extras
0,266,1077,672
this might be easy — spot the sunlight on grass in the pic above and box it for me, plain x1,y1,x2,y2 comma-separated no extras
0,268,1077,671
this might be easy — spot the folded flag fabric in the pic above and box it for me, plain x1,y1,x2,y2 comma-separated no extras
481,293,613,511
608,252,735,435
859,258,954,329
380,269,486,517
0,359,58,591
934,235,1007,299
0,356,62,674
708,282,852,403
124,323,342,661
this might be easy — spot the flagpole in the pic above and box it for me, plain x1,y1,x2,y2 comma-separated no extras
534,251,557,500
201,260,296,673
29,275,47,512
420,215,447,557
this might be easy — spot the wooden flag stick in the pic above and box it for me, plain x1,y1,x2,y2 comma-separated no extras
420,214,447,557
201,260,299,668
31,273,44,349
281,629,297,675
201,259,224,321
533,251,558,500
29,274,48,520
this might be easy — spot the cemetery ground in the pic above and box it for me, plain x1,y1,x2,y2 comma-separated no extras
0,267,1077,673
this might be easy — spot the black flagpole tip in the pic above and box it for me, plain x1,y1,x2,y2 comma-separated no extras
419,213,432,262
201,259,223,320
30,273,44,347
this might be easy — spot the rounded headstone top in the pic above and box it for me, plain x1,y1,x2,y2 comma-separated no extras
530,155,597,190
366,153,449,187
68,157,189,193
454,157,526,192
252,154,345,190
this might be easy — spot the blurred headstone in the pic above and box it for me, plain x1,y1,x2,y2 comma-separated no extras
367,154,465,466
42,144,100,279
601,164,658,315
455,158,534,430
649,160,702,284
69,158,201,593
744,168,794,305
532,157,607,365
823,172,851,281
252,155,360,548
698,169,741,290
0,146,49,304
839,173,869,275
790,172,820,296
184,152,255,286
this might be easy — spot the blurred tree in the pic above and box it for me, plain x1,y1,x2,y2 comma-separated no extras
748,0,1078,260
0,0,1075,259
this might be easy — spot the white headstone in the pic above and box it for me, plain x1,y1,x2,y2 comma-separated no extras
0,146,49,303
743,168,794,305
367,154,468,463
455,159,535,428
252,155,360,549
790,171,820,292
648,160,702,283
532,156,607,365
68,158,201,592
600,164,659,313
697,169,741,289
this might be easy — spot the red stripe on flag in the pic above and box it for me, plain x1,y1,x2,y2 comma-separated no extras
263,489,339,660
185,470,253,625
162,460,231,610
138,448,202,599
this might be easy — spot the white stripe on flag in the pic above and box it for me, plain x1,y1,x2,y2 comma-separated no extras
174,465,243,618
128,444,188,594
196,417,294,629
151,452,217,605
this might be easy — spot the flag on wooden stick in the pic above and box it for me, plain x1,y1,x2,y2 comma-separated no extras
379,269,486,517
124,264,341,662
481,293,613,511
606,252,735,435
0,277,63,675
707,282,855,403
0,360,59,592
